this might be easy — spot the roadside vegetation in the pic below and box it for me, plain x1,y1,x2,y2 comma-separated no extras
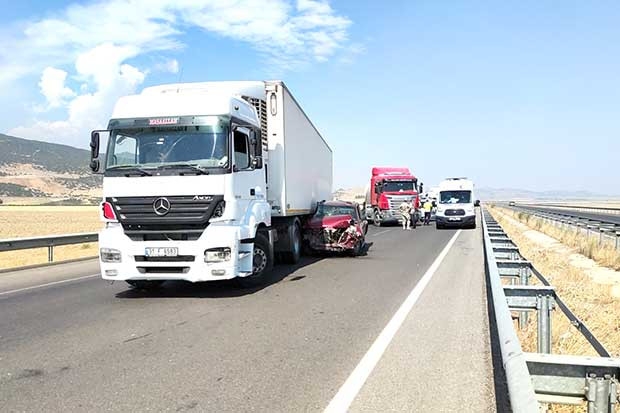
489,206,620,412
504,207,620,270
0,206,101,270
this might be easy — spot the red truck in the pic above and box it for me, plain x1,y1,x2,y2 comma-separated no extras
364,167,421,227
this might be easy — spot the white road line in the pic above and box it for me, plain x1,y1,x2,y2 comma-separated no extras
324,230,462,413
0,274,100,297
368,229,391,237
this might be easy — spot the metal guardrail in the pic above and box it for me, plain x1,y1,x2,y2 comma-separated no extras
523,203,620,215
0,233,98,263
482,208,620,412
508,205,620,249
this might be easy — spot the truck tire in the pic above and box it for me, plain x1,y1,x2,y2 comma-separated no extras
373,209,382,227
126,280,164,290
236,232,274,288
282,223,301,264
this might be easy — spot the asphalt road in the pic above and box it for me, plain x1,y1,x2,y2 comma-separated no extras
515,205,620,226
0,223,497,412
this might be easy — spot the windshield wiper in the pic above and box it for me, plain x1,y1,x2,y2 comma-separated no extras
156,163,209,175
106,165,153,176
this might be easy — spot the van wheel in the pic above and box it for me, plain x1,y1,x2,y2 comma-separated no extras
126,280,164,290
282,223,301,264
236,233,274,288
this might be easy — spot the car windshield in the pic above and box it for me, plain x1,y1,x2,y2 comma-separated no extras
382,180,416,192
105,119,229,171
439,190,472,204
315,204,357,218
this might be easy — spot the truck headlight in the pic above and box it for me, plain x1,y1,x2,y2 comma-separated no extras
205,247,231,263
100,248,122,263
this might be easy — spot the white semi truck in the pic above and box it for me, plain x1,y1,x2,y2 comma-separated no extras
435,177,476,229
89,81,332,288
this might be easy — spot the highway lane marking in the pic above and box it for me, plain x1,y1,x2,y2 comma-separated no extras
0,274,100,297
368,229,391,237
324,230,462,413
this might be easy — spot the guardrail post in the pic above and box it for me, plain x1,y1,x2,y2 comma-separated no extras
537,295,553,354
519,266,530,329
586,374,618,413
48,245,54,262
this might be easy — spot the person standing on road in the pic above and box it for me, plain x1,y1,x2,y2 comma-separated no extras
409,197,418,229
398,201,412,230
423,199,433,225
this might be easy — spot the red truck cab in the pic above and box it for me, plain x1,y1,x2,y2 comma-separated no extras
365,167,420,226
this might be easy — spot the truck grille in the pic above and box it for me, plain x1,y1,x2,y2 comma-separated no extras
107,195,224,240
387,196,414,214
445,209,465,216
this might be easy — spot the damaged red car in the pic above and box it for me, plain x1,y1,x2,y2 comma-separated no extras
303,201,368,256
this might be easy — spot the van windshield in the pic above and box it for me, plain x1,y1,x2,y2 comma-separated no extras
105,120,229,172
439,190,471,204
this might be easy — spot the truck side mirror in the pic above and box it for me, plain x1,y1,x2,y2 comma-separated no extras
90,130,109,174
90,131,101,173
90,131,100,159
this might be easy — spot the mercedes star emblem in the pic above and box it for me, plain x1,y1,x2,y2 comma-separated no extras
153,197,171,216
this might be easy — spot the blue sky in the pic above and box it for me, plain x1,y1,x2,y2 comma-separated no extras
1,0,618,194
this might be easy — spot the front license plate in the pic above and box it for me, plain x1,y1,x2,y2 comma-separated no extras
145,247,178,257
448,217,461,221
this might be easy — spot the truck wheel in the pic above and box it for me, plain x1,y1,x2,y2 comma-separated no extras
236,233,274,288
373,209,382,227
282,223,301,264
126,280,164,290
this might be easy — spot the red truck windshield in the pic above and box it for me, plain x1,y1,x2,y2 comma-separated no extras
382,180,416,192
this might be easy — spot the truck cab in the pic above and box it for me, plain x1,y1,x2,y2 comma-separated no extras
89,81,332,289
435,177,476,229
365,167,420,226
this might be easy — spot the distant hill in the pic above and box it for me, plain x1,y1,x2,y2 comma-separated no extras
0,134,101,203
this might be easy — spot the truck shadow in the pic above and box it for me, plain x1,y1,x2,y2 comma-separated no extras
114,256,324,299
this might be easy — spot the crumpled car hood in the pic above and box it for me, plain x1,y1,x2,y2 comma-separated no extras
305,215,352,230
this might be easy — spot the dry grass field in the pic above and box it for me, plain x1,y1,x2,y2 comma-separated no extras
504,207,620,270
489,207,620,413
0,206,101,270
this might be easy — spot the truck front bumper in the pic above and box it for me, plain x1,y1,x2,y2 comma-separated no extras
98,224,254,282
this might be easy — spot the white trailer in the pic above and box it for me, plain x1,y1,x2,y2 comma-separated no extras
89,81,332,288
435,178,476,229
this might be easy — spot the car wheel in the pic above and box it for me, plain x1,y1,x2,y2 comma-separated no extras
126,280,164,290
236,233,274,288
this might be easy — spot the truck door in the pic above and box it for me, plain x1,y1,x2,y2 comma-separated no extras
232,125,266,224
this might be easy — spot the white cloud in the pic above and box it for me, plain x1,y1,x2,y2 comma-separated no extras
155,59,180,74
3,0,356,148
39,67,76,109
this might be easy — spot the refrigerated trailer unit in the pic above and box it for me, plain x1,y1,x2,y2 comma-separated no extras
90,81,332,288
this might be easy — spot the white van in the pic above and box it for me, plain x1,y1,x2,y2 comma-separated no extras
435,178,476,229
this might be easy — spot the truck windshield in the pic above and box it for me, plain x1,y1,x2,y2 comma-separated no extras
439,190,471,204
382,181,416,192
105,122,229,171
